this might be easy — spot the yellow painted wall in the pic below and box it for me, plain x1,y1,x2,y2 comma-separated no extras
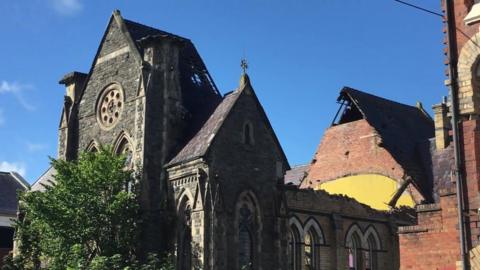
316,174,415,210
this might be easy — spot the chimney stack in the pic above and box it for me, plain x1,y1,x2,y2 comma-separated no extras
432,101,451,150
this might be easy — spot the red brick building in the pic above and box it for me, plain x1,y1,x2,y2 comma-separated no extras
398,0,480,269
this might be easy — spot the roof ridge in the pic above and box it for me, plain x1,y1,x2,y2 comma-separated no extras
343,86,426,112
123,18,189,41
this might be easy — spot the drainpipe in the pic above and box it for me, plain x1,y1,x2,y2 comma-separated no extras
445,0,468,269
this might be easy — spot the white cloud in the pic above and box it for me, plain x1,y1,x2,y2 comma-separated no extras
50,0,83,16
0,161,26,177
0,109,4,126
0,81,25,93
0,80,35,111
26,142,47,152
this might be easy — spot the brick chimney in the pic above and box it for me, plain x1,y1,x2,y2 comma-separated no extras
432,101,450,150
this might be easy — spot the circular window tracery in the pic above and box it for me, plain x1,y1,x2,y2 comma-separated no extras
96,83,124,129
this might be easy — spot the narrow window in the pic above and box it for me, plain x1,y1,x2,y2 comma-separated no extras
179,204,192,270
347,232,362,270
288,231,295,270
182,206,192,270
304,231,313,269
236,192,260,269
288,223,302,270
243,122,254,145
115,137,132,167
239,205,253,269
365,234,378,270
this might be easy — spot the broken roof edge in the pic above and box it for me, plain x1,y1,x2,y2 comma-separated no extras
125,19,191,43
340,86,433,121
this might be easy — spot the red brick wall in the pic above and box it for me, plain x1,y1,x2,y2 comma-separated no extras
461,120,480,247
302,119,425,202
399,191,461,270
398,120,480,269
443,0,477,63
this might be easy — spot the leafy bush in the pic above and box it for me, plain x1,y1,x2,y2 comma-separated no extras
2,147,174,270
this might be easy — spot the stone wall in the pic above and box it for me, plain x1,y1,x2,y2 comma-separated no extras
77,21,141,153
286,188,399,270
207,85,288,270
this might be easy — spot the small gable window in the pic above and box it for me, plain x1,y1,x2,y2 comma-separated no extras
243,121,254,146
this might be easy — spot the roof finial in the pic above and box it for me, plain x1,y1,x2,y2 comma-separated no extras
240,58,248,75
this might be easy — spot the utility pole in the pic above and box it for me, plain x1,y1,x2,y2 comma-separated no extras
444,0,469,269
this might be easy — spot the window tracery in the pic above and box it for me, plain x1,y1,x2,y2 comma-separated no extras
236,191,261,270
96,83,124,129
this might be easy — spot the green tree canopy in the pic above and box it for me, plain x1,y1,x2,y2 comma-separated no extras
3,147,173,270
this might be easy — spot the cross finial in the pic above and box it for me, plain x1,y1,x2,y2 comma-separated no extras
240,58,248,74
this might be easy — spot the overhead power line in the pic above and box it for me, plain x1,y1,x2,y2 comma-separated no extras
393,0,480,49
393,0,443,18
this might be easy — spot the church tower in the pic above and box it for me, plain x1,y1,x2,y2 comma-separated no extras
56,10,222,256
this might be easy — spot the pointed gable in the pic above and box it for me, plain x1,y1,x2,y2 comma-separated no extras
339,87,434,199
167,74,289,169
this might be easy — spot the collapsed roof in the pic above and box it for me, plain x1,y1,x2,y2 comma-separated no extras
332,87,435,201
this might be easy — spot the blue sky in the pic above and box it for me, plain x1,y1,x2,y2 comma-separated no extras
0,0,444,183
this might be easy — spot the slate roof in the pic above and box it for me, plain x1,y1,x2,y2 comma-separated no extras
124,19,188,45
0,172,28,215
167,89,242,166
338,87,435,200
31,166,57,192
284,164,310,186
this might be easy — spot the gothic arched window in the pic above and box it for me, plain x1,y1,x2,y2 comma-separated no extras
288,218,303,270
86,140,98,153
288,230,295,270
364,227,380,270
236,191,261,270
114,136,133,168
304,231,313,269
239,205,253,269
303,219,324,270
346,225,363,270
177,197,192,270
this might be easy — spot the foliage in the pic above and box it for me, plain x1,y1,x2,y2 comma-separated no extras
2,147,175,270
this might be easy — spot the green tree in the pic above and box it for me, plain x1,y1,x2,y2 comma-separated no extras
2,147,174,270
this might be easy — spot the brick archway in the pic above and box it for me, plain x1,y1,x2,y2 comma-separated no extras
456,32,480,115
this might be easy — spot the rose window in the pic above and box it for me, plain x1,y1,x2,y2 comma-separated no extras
97,84,124,129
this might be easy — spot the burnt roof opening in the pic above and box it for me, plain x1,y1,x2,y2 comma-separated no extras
332,94,363,126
